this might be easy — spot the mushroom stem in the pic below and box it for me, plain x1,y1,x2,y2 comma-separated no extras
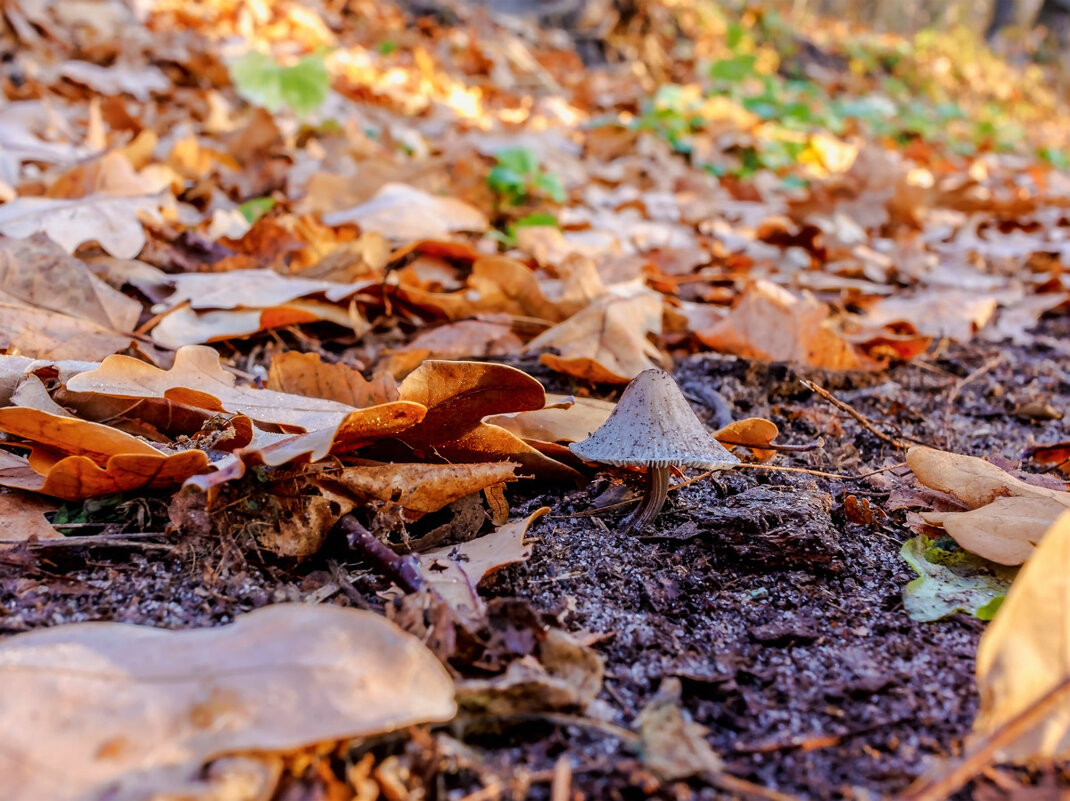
622,465,671,533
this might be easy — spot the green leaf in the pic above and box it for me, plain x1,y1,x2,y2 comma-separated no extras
494,147,540,177
513,212,558,228
230,51,286,112
532,172,566,203
229,51,329,117
709,54,757,84
278,55,331,117
487,165,527,203
901,536,1013,623
238,196,276,223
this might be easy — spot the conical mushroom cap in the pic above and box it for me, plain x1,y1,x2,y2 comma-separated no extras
569,369,740,469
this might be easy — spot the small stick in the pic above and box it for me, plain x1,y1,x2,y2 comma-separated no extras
1,532,172,550
900,676,1070,801
799,379,909,450
337,514,424,594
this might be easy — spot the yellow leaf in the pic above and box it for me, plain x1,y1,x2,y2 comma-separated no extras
974,511,1070,761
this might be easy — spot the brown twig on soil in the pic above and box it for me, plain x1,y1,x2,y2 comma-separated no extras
946,355,1006,409
0,532,173,550
898,676,1070,801
337,514,424,594
799,378,909,450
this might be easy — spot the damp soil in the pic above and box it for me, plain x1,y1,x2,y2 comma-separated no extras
2,317,1069,800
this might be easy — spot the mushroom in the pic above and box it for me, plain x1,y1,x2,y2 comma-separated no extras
569,368,739,532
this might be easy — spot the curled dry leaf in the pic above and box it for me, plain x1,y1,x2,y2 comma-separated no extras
909,446,1070,564
455,627,605,716
398,360,546,444
0,604,456,801
0,446,211,502
0,405,164,464
432,423,584,483
908,446,1070,509
321,461,518,516
65,346,360,432
150,301,370,348
694,279,867,370
485,393,616,446
637,677,724,781
973,511,1070,762
713,417,780,462
921,497,1067,566
418,507,548,615
526,285,669,384
267,351,398,408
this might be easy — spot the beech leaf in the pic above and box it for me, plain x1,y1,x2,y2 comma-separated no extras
0,604,456,801
973,511,1070,762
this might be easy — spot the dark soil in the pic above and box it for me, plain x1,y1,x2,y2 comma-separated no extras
3,316,1069,800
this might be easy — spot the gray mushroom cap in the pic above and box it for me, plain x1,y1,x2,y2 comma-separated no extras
569,368,741,469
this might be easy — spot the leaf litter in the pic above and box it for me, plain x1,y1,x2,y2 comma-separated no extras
0,0,1069,798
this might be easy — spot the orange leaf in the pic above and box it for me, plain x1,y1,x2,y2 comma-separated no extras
398,360,546,444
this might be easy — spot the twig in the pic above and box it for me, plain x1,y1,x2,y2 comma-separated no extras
946,355,1005,408
337,514,424,594
899,676,1070,801
799,379,909,450
0,532,172,550
712,772,802,801
326,559,373,609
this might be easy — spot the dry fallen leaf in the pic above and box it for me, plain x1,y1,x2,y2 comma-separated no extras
0,489,61,545
0,604,456,801
65,346,361,432
637,677,725,781
398,360,547,445
909,446,1070,564
0,445,211,502
418,507,548,614
695,280,867,369
0,233,141,332
323,461,518,516
526,285,669,384
322,182,488,240
267,351,398,408
0,193,166,259
713,417,780,462
455,626,605,716
0,302,134,361
485,394,616,446
973,511,1070,762
150,301,370,348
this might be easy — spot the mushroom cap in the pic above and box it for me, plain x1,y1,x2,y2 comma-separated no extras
569,368,740,470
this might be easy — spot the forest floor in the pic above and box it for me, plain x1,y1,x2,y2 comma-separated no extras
1,1,1070,799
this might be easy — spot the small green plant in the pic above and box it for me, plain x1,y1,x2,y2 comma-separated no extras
490,211,559,248
228,51,330,117
487,148,566,205
238,196,276,223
